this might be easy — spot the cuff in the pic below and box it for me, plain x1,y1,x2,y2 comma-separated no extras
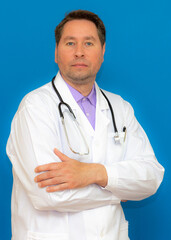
104,165,118,193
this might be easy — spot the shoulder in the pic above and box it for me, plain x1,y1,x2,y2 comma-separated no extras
101,89,134,114
17,81,56,113
100,88,135,129
101,89,123,103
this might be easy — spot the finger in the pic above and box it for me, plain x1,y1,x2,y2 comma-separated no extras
35,162,59,173
34,170,59,183
37,177,65,188
54,148,71,162
46,183,69,192
121,200,127,202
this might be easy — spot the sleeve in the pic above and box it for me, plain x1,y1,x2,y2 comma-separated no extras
6,95,120,212
104,100,164,201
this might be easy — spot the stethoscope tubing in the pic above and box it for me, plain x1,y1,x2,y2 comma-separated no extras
52,76,76,119
51,76,121,136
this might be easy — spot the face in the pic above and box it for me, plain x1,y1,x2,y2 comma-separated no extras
55,20,105,86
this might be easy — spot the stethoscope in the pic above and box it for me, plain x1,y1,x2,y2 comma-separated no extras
52,76,127,155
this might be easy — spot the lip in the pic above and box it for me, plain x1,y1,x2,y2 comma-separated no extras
71,63,88,67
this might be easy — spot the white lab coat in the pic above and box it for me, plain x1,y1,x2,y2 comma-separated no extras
6,72,164,240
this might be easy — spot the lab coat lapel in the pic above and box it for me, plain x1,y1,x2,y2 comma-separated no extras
95,83,110,139
92,84,110,164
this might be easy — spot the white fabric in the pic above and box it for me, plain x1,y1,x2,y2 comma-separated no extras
6,72,164,240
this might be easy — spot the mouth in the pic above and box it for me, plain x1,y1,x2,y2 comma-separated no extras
71,63,88,68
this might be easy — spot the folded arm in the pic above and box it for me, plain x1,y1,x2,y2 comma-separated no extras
103,100,164,201
6,96,119,212
34,148,108,192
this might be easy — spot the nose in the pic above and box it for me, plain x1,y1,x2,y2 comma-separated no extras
74,43,84,58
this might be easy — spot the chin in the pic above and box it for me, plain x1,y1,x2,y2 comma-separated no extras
68,73,93,82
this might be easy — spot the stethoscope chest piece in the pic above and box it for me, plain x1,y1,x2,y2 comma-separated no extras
114,126,127,144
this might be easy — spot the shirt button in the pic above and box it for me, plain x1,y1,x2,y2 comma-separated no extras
83,98,86,101
86,113,89,116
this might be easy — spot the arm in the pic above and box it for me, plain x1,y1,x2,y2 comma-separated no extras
34,148,108,192
104,100,164,201
34,148,128,202
33,96,163,202
6,96,119,212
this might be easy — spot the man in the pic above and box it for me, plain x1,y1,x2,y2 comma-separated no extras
7,10,164,240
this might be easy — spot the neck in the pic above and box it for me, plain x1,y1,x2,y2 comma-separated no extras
60,73,95,96
67,81,95,96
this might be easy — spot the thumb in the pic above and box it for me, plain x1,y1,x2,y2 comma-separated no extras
54,148,70,162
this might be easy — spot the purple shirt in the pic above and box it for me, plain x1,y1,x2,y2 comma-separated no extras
66,82,96,130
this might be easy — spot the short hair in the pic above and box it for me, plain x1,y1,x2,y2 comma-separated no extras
55,10,106,46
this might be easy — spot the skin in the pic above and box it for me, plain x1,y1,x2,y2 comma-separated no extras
34,20,107,192
55,19,105,96
34,19,127,201
35,148,108,192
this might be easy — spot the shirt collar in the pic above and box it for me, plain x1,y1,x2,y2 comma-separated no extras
65,81,96,107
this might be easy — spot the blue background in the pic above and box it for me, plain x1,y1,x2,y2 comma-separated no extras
0,0,170,239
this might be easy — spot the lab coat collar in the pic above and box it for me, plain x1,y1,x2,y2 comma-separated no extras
95,82,109,111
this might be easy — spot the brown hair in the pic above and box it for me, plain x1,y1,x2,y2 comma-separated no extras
55,10,106,46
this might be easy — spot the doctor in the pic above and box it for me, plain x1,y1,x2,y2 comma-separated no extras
7,10,164,240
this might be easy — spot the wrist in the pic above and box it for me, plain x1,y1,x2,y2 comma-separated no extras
91,163,108,187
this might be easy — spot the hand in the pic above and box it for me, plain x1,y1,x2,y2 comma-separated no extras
34,148,108,192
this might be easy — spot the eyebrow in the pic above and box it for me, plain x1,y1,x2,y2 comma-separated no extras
63,36,96,41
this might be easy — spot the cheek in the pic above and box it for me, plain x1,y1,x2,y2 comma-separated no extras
57,48,72,63
57,54,69,67
92,53,104,68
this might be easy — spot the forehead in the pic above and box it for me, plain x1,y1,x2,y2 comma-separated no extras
60,19,99,39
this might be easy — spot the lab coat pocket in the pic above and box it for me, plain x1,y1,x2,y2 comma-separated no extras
27,231,69,240
119,221,130,240
107,133,125,163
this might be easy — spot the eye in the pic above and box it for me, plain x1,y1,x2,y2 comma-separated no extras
85,42,93,46
66,42,75,46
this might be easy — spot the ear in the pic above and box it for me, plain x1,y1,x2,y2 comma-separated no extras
55,43,58,63
102,43,106,62
102,43,106,55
